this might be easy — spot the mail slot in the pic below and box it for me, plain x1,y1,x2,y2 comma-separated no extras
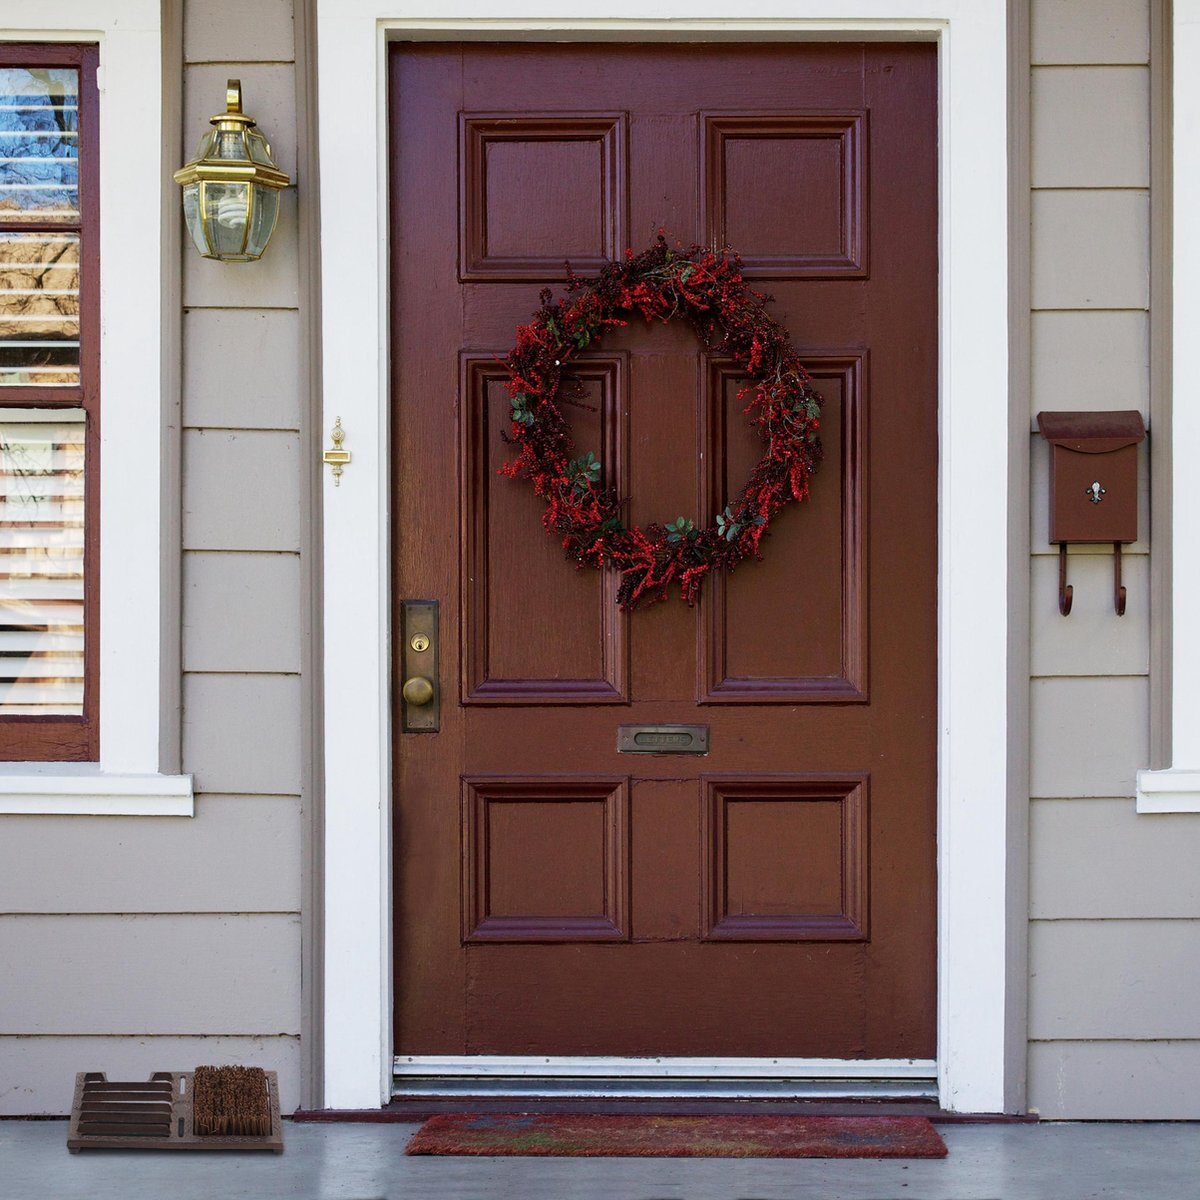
617,724,709,755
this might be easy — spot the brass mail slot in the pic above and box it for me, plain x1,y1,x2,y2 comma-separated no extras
617,724,709,755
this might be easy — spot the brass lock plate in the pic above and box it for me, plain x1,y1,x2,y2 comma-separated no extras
401,600,439,732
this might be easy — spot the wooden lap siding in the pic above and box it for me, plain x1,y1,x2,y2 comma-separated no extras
1027,0,1200,1120
0,0,306,1115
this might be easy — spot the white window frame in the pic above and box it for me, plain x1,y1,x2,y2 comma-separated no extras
317,0,1013,1112
1137,0,1200,814
0,1,192,816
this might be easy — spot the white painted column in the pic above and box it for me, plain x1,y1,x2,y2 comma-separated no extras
316,9,392,1108
1137,0,1200,814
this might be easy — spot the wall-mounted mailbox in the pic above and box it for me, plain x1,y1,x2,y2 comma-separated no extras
1036,410,1146,617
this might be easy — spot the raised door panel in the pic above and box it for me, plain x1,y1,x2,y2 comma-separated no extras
701,112,868,279
460,354,629,703
460,114,628,281
461,776,629,942
700,353,866,702
702,775,869,942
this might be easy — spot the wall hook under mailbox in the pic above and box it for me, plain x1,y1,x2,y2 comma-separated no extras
1057,540,1126,617
1037,410,1145,617
1058,543,1073,616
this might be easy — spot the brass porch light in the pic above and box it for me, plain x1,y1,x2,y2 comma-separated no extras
174,80,290,262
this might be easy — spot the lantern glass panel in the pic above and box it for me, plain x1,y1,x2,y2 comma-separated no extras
216,130,247,160
245,186,281,260
246,130,274,166
181,182,208,256
202,180,250,258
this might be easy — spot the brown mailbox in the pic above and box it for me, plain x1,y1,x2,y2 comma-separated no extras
1036,410,1146,616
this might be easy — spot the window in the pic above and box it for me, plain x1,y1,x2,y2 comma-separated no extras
0,6,191,814
0,44,97,760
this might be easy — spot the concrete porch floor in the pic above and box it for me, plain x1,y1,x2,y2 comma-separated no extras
2,1119,1198,1199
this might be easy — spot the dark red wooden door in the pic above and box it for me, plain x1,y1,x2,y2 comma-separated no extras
391,42,937,1060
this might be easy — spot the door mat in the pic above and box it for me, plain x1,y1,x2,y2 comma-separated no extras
66,1069,283,1153
404,1113,948,1158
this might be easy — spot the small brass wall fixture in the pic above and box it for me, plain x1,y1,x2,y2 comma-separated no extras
323,417,351,485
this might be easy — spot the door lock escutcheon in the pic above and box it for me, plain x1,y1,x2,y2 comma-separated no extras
401,601,439,731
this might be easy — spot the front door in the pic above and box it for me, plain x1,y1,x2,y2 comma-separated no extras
390,41,937,1063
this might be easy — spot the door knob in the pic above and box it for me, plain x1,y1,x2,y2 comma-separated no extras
402,676,434,706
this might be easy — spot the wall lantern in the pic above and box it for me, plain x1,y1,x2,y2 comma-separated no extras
174,80,290,263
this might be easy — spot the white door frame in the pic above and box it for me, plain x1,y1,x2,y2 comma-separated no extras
315,1,1014,1113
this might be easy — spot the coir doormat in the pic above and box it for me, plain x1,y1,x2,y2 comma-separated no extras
404,1113,948,1158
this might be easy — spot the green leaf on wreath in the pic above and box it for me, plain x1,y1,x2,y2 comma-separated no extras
566,452,602,494
715,505,741,541
666,515,696,544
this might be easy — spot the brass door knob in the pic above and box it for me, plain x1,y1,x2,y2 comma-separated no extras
402,676,435,706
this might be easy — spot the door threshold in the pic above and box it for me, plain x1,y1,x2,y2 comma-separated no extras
392,1056,938,1101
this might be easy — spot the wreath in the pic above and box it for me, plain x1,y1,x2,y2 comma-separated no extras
500,236,824,611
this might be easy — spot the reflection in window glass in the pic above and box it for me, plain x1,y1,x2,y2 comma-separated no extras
0,231,80,385
0,67,79,224
0,409,85,715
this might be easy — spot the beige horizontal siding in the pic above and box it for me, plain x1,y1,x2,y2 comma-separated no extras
1024,0,1180,1122
184,552,303,673
1030,677,1149,798
0,797,301,915
0,1034,300,1116
1032,67,1149,188
1030,920,1200,1040
1032,190,1150,310
1030,556,1149,677
182,673,303,795
183,309,303,430
0,4,311,1117
182,430,303,551
185,0,296,64
1032,799,1200,919
1032,0,1150,66
1029,1040,1200,1120
1030,310,1148,422
0,915,300,1035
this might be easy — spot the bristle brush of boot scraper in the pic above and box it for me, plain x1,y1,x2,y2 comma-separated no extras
66,1065,283,1151
193,1065,273,1135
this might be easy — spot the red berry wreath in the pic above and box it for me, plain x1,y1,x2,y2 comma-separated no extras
501,236,824,611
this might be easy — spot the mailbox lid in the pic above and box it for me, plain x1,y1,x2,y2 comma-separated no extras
1036,409,1145,454
1037,410,1145,545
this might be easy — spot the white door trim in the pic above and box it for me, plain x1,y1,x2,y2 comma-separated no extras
314,1,1013,1113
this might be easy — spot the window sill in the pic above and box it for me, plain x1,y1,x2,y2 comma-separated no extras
0,766,194,816
1136,769,1200,814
